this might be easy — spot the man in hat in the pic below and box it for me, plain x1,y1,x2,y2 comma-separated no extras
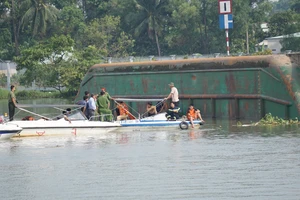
100,87,113,101
164,82,179,107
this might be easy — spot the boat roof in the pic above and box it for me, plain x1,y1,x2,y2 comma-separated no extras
114,98,164,102
18,104,82,108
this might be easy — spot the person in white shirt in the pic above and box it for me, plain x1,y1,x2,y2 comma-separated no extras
164,82,180,107
87,94,97,120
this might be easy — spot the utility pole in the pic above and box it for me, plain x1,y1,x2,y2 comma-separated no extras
6,61,11,91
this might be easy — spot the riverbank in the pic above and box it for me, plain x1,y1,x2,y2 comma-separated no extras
0,88,75,100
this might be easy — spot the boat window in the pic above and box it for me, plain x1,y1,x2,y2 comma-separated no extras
67,111,86,120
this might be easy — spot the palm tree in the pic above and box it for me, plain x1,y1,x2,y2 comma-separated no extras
20,0,59,37
127,0,167,57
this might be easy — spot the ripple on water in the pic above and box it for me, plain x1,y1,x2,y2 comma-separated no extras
0,125,300,200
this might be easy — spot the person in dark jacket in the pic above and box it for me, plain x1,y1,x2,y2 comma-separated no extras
165,102,180,120
8,85,18,121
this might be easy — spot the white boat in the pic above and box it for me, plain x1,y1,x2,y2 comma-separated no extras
113,98,204,130
6,104,120,138
118,112,204,130
0,123,23,139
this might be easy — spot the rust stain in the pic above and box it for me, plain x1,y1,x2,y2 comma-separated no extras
244,102,249,111
228,100,233,118
225,73,236,94
142,78,148,93
129,80,134,92
213,79,220,91
202,77,208,94
275,66,300,114
192,75,197,80
244,78,250,91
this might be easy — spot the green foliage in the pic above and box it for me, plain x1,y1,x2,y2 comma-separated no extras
15,90,61,99
54,5,86,39
0,88,9,99
268,11,297,36
125,0,168,56
0,0,298,94
20,0,59,38
281,37,300,52
14,35,76,92
236,121,243,126
252,49,272,55
256,113,299,125
0,74,7,88
0,28,13,59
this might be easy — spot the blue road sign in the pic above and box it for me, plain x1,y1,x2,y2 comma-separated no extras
219,14,233,29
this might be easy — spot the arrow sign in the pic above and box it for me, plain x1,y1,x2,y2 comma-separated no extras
219,14,233,29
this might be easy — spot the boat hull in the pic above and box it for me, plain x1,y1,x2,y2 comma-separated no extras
0,124,23,139
117,113,204,130
6,120,120,138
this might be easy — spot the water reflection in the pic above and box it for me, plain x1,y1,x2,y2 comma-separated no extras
0,123,300,200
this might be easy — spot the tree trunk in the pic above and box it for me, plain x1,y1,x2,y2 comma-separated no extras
155,30,161,57
11,0,20,55
246,24,249,54
202,0,209,54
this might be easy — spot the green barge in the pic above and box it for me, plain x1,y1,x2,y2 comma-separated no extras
76,54,300,120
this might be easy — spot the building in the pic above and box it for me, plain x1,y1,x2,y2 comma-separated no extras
257,32,300,54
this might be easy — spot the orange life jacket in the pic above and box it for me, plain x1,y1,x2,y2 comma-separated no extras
117,103,135,119
118,103,128,115
187,108,197,120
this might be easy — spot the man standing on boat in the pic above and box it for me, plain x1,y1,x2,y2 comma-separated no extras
87,94,97,120
8,85,18,121
164,82,179,107
77,95,89,118
100,87,113,101
97,91,113,121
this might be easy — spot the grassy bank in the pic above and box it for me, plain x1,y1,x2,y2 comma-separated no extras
0,89,76,100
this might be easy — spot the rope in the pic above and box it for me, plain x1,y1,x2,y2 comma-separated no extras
17,107,51,120
140,99,165,118
113,99,138,119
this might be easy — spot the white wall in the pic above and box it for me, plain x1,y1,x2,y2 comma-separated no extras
267,39,282,54
0,62,17,77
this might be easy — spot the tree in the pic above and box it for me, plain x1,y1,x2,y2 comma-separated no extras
53,5,86,40
20,0,59,38
15,35,74,92
14,35,105,92
77,15,134,57
290,0,300,13
165,0,203,54
229,0,272,54
268,11,296,36
125,0,168,56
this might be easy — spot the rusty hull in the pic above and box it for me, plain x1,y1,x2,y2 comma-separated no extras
77,54,300,120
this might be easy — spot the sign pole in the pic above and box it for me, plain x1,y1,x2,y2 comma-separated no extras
219,0,233,56
225,29,230,56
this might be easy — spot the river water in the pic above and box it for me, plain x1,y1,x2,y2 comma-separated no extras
0,99,300,200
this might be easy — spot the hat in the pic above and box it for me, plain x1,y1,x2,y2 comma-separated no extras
168,82,174,86
101,87,106,90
